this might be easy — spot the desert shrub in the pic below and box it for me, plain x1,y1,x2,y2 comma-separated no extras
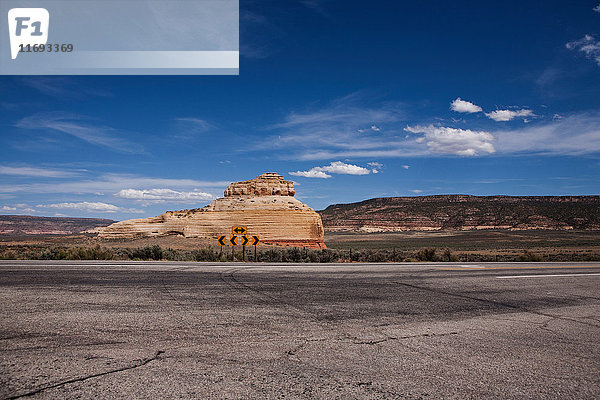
440,248,458,262
193,248,218,262
316,249,338,263
306,250,322,263
130,245,163,260
359,249,388,262
0,250,16,260
415,248,438,262
282,247,303,263
518,250,543,262
262,249,283,262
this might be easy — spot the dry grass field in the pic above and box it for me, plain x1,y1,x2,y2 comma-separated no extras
1,230,599,261
324,230,600,261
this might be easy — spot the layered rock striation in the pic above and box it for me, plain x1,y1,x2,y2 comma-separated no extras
319,195,600,232
96,173,325,248
0,215,115,235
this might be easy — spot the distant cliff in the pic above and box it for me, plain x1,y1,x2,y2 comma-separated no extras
0,215,116,235
318,195,600,232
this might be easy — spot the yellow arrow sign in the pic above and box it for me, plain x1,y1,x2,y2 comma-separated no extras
232,226,247,235
229,235,238,246
241,235,249,246
252,235,260,246
217,235,226,246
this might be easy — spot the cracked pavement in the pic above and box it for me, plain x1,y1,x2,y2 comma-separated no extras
1,261,599,399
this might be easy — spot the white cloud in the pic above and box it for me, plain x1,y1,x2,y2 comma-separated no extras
115,188,214,203
321,161,371,175
410,189,423,194
485,109,535,122
594,4,600,13
566,35,600,66
450,98,482,113
402,165,410,169
1,204,37,214
289,169,331,179
0,166,80,178
39,202,143,214
290,161,373,178
367,162,382,173
359,125,381,132
404,125,495,156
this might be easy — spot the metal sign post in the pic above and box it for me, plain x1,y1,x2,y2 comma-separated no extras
241,235,249,262
217,235,226,260
230,235,237,261
252,235,260,262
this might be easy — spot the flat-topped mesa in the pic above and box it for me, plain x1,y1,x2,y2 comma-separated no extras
96,172,325,248
224,172,295,197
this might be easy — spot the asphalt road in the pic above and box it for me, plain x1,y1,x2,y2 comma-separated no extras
1,261,599,399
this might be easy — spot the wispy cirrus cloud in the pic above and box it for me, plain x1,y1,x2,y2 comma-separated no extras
171,117,215,140
0,173,229,196
21,77,112,98
0,165,81,178
257,94,409,158
15,112,144,153
175,117,213,130
494,112,600,155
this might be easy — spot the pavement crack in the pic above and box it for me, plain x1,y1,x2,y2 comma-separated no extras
5,350,165,400
222,269,324,320
353,338,390,345
353,331,458,345
393,281,600,328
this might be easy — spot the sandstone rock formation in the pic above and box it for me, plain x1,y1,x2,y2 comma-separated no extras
96,173,325,248
224,172,295,197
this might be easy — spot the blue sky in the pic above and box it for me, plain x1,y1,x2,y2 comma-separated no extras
1,0,600,220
